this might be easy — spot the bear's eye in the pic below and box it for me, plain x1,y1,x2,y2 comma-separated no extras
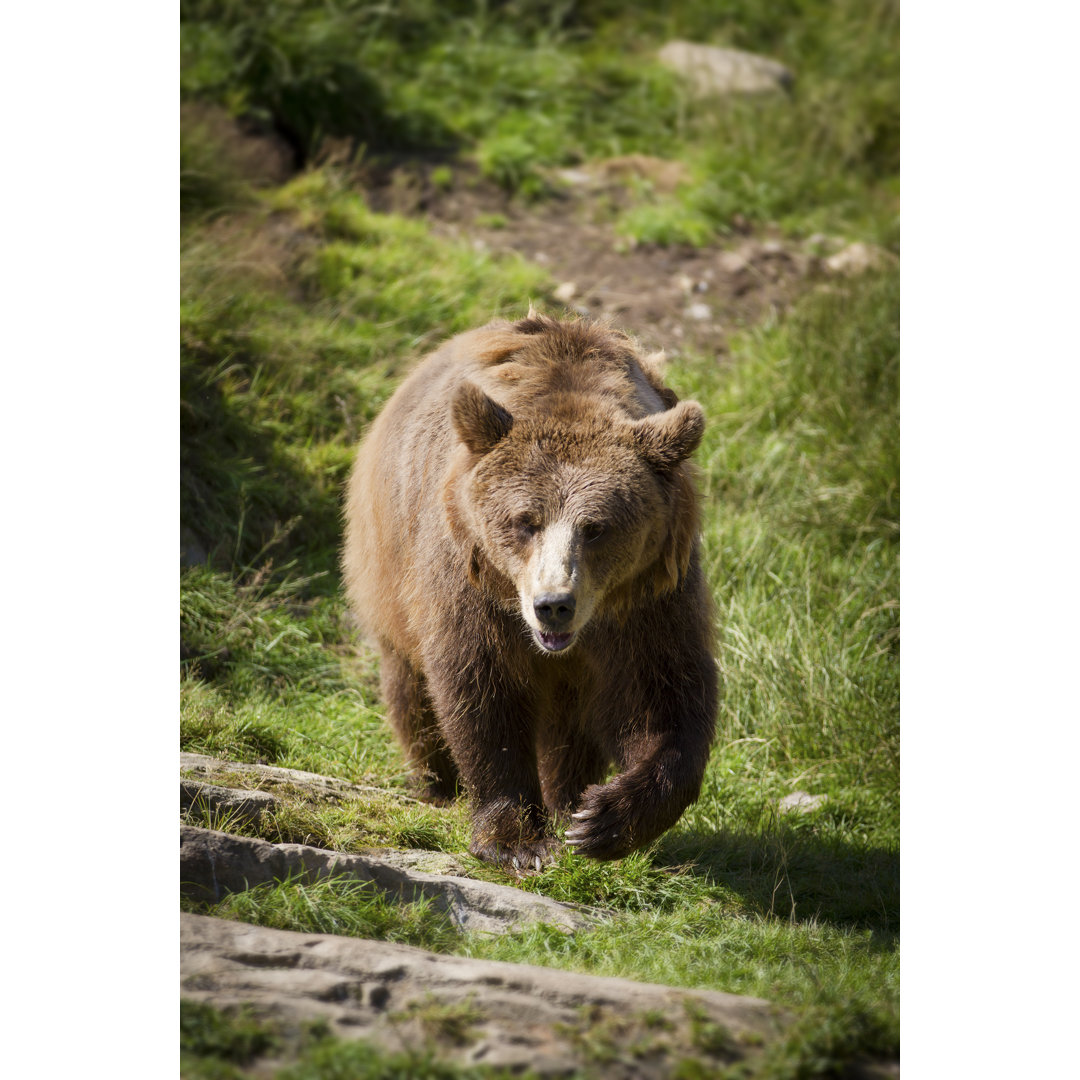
513,514,540,538
581,521,606,543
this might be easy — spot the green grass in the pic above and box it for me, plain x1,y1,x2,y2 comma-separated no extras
181,0,898,245
179,4,898,1076
181,170,550,575
183,877,463,953
180,265,898,1075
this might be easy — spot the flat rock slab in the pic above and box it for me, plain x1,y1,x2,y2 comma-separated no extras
778,791,828,814
180,751,422,804
181,913,777,1077
181,826,593,935
659,41,794,97
824,241,899,277
181,780,280,826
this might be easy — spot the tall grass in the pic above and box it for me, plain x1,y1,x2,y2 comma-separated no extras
694,272,899,795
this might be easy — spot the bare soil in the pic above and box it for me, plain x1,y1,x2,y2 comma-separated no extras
359,155,832,359
191,107,835,359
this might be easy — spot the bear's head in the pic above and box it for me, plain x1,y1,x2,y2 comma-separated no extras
446,377,704,656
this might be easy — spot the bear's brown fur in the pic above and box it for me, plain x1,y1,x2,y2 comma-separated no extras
343,312,717,870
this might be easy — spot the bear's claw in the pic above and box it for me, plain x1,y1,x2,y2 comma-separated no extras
560,783,642,859
507,854,545,873
470,832,561,875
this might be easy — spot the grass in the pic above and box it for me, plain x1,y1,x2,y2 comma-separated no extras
180,265,899,1075
183,876,463,953
181,170,550,575
181,0,898,246
179,3,898,1076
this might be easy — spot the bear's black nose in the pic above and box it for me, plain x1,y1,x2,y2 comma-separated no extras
534,592,576,629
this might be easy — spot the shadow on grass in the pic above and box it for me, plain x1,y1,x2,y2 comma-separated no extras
657,826,899,944
180,351,347,583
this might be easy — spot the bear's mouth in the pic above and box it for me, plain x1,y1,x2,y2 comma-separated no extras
534,629,575,654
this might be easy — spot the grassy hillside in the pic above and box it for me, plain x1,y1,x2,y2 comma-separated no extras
180,3,899,1077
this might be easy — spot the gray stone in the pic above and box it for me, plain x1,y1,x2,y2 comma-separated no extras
778,791,827,814
718,250,750,275
555,168,591,186
181,780,279,826
179,752,423,805
181,913,776,1078
824,242,897,277
659,41,793,98
180,826,593,935
366,848,471,877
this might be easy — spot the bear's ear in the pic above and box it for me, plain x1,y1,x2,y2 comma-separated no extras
630,401,705,472
452,381,514,455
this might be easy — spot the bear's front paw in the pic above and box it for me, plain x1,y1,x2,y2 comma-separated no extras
468,798,561,874
563,783,640,860
469,832,561,875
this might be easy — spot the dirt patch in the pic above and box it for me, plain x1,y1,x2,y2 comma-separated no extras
359,157,830,360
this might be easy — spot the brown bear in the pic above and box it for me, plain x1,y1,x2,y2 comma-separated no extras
342,311,717,871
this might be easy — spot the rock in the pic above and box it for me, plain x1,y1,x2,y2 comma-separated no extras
181,781,279,826
181,913,776,1077
778,791,827,814
717,250,750,275
686,302,712,321
555,168,591,186
553,281,577,303
180,826,594,935
364,848,471,877
658,41,793,98
179,752,423,805
824,242,896,276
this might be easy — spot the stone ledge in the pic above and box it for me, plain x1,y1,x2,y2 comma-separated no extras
182,913,777,1077
181,826,595,935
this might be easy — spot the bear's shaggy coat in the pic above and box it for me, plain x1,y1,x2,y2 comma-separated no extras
343,313,717,869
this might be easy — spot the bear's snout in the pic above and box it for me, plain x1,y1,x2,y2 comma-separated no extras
533,591,576,630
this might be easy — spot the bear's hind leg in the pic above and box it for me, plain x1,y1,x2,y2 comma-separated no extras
379,644,459,803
